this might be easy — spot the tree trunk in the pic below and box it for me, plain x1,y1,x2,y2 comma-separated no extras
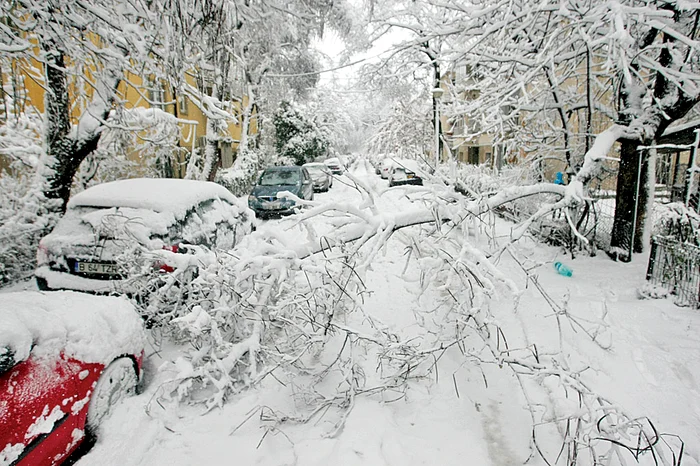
42,47,75,212
42,40,119,213
609,139,651,260
237,83,255,160
201,78,223,182
433,64,443,164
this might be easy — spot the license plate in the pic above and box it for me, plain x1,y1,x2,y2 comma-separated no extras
74,261,119,275
262,201,282,210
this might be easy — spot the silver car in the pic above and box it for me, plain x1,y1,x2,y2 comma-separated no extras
35,178,253,294
302,162,333,192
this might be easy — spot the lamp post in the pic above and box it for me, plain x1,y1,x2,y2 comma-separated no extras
432,86,444,171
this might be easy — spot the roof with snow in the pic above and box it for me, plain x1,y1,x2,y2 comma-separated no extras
0,291,145,367
662,119,700,137
67,178,237,213
659,120,700,149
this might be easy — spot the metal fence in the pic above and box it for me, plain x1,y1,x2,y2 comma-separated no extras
587,160,619,250
646,236,700,308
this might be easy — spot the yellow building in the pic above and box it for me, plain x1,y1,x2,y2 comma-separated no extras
1,50,256,179
442,61,618,185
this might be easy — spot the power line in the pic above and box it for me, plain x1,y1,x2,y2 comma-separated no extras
266,55,374,78
267,42,411,78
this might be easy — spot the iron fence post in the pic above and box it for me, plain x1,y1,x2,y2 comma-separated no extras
646,237,658,280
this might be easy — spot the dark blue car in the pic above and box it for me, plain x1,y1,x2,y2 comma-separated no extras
248,166,314,218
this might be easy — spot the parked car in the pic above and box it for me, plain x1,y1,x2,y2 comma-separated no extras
380,158,395,179
373,158,384,175
248,166,314,218
388,159,425,187
0,291,145,466
35,178,253,294
302,162,333,192
324,157,344,175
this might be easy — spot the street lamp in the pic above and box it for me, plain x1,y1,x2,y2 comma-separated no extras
432,86,444,171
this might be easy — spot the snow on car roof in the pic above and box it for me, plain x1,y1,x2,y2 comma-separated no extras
68,178,237,214
263,166,300,171
392,159,421,170
0,291,145,367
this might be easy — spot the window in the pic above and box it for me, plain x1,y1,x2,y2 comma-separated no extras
468,146,480,165
178,94,189,115
147,77,165,109
453,119,465,135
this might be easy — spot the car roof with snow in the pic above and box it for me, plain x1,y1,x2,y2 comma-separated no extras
391,159,422,172
263,165,303,172
0,291,145,369
67,178,237,213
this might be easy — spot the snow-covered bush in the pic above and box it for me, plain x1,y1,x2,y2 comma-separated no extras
448,163,580,251
652,202,700,245
0,107,44,169
217,147,266,196
0,106,61,286
0,174,60,286
273,101,330,165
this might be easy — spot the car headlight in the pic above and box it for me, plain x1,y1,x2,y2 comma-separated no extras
248,195,257,204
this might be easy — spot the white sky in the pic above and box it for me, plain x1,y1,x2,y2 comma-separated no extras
312,27,412,88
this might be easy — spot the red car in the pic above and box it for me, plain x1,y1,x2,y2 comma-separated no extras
0,291,145,466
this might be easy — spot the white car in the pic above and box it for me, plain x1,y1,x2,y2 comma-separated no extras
35,178,254,294
380,158,396,179
323,157,344,175
388,159,425,187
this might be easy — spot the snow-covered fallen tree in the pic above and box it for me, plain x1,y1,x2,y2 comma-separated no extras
142,157,683,465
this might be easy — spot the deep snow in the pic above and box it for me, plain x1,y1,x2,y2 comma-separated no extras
41,162,700,465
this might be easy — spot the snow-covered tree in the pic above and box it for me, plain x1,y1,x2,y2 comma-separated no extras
1,0,164,212
366,90,432,162
356,0,700,259
273,101,330,165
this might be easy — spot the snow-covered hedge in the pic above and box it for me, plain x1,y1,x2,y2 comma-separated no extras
652,201,700,245
217,148,265,197
0,174,59,287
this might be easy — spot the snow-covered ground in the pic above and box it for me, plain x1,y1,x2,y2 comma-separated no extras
72,162,700,465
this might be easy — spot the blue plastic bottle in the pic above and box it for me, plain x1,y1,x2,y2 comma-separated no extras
554,261,573,277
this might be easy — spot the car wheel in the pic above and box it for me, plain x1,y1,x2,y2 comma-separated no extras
36,276,49,291
85,357,138,437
